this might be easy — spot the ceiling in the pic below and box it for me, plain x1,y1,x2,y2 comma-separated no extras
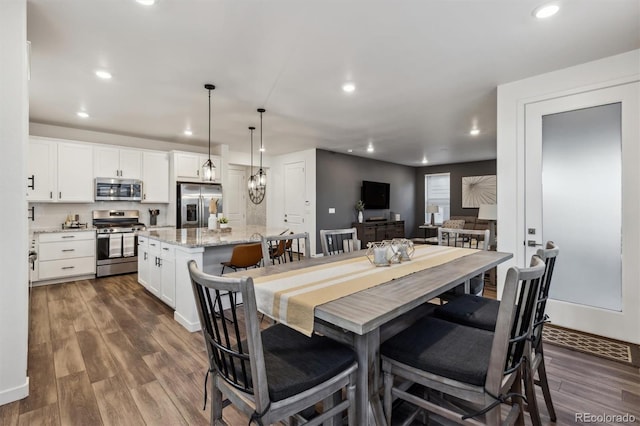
27,0,640,166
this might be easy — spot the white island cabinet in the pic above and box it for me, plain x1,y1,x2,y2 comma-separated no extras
137,226,285,331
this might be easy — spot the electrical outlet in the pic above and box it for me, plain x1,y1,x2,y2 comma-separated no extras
328,208,335,214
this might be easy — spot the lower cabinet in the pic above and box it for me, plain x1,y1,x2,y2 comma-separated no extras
144,238,176,308
137,236,150,289
36,231,96,282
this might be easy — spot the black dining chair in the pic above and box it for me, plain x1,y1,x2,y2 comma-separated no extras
381,255,546,425
434,241,560,425
188,260,358,426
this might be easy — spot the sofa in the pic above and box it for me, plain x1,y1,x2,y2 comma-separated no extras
448,215,491,233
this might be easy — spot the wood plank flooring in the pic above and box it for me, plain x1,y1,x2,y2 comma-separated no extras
0,274,638,425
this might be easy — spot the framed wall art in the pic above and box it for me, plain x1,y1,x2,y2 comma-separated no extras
462,175,496,208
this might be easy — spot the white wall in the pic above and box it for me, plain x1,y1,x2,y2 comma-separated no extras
497,49,639,341
0,0,30,405
267,149,317,256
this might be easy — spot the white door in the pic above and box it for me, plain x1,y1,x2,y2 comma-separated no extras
524,82,640,343
226,166,246,228
284,161,306,226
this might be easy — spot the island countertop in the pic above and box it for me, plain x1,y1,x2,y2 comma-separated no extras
138,226,289,248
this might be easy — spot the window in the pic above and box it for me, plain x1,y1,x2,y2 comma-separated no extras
425,173,450,224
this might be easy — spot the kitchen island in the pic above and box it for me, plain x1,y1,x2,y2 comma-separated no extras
137,226,287,331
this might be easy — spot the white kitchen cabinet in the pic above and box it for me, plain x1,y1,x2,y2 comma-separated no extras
141,151,169,203
147,238,175,308
27,138,57,202
94,147,141,179
36,231,96,282
137,235,150,289
174,152,221,182
57,142,94,202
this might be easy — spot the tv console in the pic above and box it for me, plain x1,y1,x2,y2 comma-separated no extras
353,220,405,246
365,217,386,222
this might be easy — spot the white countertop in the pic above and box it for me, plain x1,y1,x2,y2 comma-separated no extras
138,226,289,248
31,226,96,234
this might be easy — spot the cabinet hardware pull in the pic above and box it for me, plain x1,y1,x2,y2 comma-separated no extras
62,249,75,252
150,243,156,247
61,266,75,270
162,247,169,251
61,235,75,238
144,252,147,260
28,206,35,221
50,191,53,199
27,175,35,190
143,194,146,200
59,192,62,199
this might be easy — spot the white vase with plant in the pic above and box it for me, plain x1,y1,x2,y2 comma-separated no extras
218,216,229,229
355,200,365,223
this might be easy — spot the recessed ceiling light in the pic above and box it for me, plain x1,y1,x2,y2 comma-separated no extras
183,129,192,136
366,144,374,153
136,0,156,5
422,157,428,164
533,3,559,19
95,70,112,80
77,111,89,118
347,149,353,153
342,82,356,93
470,128,480,136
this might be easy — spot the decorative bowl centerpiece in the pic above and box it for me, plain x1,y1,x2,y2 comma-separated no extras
366,239,415,266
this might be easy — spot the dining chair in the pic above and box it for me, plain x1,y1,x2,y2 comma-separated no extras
319,227,360,256
261,232,310,265
438,227,490,296
381,255,545,425
434,241,560,425
220,242,263,274
188,260,358,426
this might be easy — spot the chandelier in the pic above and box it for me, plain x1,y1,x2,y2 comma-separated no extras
247,110,266,204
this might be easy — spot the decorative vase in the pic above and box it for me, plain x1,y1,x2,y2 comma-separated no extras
358,211,363,223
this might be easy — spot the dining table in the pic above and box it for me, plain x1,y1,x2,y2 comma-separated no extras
228,244,513,425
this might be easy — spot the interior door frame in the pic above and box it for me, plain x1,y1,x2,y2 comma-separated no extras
524,82,640,343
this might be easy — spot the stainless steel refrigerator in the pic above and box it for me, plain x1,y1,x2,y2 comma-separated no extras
176,182,223,228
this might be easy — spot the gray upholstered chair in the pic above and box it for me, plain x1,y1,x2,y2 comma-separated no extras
261,232,310,265
438,227,490,296
188,260,357,426
319,227,360,256
435,241,560,425
381,255,546,425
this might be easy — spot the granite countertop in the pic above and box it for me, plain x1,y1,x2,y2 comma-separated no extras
31,226,96,234
138,226,289,248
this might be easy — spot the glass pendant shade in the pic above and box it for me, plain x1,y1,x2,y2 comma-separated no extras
247,125,265,204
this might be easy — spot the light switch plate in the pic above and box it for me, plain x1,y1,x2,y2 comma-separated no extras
328,208,335,214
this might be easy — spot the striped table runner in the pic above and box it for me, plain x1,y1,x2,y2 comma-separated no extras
253,244,477,336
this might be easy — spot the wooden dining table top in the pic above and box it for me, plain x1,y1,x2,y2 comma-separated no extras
228,248,513,336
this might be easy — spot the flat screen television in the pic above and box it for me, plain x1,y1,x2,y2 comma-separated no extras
361,180,390,209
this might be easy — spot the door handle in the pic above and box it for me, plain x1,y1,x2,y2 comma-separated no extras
27,175,35,190
527,240,543,247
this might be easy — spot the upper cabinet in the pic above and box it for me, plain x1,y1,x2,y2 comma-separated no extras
174,152,221,182
27,138,57,202
142,151,169,203
28,137,94,203
94,147,142,179
57,143,94,202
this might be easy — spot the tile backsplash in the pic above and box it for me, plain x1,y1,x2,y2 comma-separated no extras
28,201,170,229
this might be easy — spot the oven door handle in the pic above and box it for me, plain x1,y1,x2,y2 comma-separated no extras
97,234,110,239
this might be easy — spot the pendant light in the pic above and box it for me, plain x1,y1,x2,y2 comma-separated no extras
201,83,216,181
257,108,267,188
247,126,256,191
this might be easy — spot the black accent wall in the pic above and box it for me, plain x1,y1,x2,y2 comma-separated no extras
316,150,416,253
414,160,496,223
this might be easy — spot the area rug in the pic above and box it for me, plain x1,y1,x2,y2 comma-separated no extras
543,324,640,367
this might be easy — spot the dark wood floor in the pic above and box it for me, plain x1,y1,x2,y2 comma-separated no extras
0,275,638,425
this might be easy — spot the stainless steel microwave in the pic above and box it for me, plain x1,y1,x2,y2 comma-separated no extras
95,178,143,201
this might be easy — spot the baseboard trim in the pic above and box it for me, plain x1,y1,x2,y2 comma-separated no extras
0,376,29,406
174,312,200,332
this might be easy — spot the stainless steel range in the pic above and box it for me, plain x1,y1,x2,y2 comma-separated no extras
93,210,146,277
